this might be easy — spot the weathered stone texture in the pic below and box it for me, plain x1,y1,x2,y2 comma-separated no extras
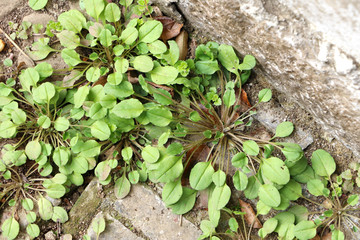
64,180,201,239
152,0,360,157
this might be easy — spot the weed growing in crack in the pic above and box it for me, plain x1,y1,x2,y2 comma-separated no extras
0,0,359,239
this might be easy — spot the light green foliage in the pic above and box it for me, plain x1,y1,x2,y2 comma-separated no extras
2,2,357,240
28,0,48,10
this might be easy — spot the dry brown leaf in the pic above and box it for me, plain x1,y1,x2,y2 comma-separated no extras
241,89,252,107
239,199,262,228
310,235,321,240
127,70,139,84
175,30,188,60
321,232,332,240
92,76,107,87
154,16,183,41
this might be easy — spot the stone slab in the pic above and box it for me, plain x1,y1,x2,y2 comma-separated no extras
151,0,360,159
64,180,201,240
0,0,23,21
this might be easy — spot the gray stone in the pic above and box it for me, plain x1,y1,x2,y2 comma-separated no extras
64,179,201,240
255,102,314,149
111,184,202,240
22,13,54,28
151,0,360,158
87,212,143,240
45,231,57,240
0,0,23,20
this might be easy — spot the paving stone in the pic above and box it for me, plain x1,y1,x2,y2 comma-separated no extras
0,0,23,20
64,179,201,240
87,212,143,240
111,184,202,240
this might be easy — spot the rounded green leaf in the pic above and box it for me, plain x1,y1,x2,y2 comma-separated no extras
233,170,248,191
128,170,139,184
148,40,167,54
150,66,178,84
332,229,345,240
21,198,34,211
38,197,53,220
294,221,316,240
258,184,281,208
92,217,106,235
26,223,40,238
311,149,336,177
347,194,359,206
99,29,113,47
168,187,197,214
120,26,138,45
89,103,107,120
189,162,215,190
279,179,302,201
121,147,133,161
142,146,160,163
212,170,226,187
231,152,248,168
61,48,82,67
162,180,183,205
37,115,51,128
29,0,48,10
112,99,144,119
211,184,231,210
218,44,239,74
262,157,290,185
306,179,325,196
275,121,294,138
1,217,19,240
84,0,105,20
11,109,26,125
115,175,131,199
91,120,110,141
107,72,123,85
258,88,272,102
26,212,37,224
46,183,66,198
25,140,42,160
243,140,259,156
139,20,163,43
133,55,154,73
147,107,172,127
74,85,89,108
244,176,260,199
53,146,70,166
148,154,183,183
86,67,101,82
52,206,68,223
35,62,53,79
260,218,278,237
0,120,17,138
105,3,121,22
239,55,256,71
71,156,89,174
54,117,70,131
57,30,80,49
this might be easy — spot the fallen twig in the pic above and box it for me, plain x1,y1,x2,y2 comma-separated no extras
0,28,35,67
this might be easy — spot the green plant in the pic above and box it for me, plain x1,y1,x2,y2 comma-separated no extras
1,1,358,239
28,0,48,11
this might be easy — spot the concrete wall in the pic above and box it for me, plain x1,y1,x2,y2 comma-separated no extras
153,0,360,157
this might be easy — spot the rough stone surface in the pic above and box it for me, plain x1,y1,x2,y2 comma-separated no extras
0,0,23,20
87,212,143,240
64,180,201,239
152,0,360,158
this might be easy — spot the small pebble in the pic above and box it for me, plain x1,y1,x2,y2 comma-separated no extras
0,39,5,52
